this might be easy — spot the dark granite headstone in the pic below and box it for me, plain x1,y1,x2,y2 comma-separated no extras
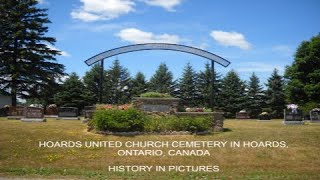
82,106,95,123
283,109,304,125
57,107,79,120
7,106,25,120
21,107,46,122
310,111,320,122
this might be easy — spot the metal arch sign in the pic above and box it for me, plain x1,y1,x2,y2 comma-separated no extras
85,43,230,67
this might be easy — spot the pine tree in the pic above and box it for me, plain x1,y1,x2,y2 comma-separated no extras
54,73,93,110
266,69,285,118
106,59,131,104
131,72,148,97
285,34,320,110
149,63,174,94
247,73,264,118
83,64,109,104
220,70,247,118
198,62,222,108
0,0,65,106
178,63,199,107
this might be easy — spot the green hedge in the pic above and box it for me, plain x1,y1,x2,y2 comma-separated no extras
144,116,212,133
90,108,212,133
90,108,147,132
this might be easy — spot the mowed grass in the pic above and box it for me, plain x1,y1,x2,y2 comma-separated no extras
0,118,319,179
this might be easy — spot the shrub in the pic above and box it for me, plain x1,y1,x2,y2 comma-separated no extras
140,92,172,98
144,115,212,133
90,108,147,132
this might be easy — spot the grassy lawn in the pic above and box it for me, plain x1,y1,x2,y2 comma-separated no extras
0,117,319,179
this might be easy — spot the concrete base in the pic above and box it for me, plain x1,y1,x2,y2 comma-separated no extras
310,120,320,123
56,117,80,120
7,116,23,120
21,118,46,122
283,121,304,125
44,115,58,118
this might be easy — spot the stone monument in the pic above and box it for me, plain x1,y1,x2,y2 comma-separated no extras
57,107,79,120
21,107,46,122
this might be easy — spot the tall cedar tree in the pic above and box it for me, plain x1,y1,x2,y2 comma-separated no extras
0,0,65,106
285,34,320,111
106,59,131,104
247,73,264,118
149,63,174,94
83,64,109,104
178,63,199,107
198,62,222,108
131,72,148,97
54,73,93,110
220,70,247,118
265,69,285,118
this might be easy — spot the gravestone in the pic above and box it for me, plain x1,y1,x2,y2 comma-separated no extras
82,106,95,123
21,107,46,122
133,97,180,113
310,109,320,122
283,109,304,125
57,107,79,120
236,110,250,119
7,106,25,120
45,104,58,118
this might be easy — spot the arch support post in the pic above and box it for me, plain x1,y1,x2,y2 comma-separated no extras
99,59,104,104
211,61,215,111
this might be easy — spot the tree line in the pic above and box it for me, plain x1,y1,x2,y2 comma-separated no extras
1,0,319,118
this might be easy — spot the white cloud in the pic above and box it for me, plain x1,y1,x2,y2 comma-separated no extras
197,42,209,50
37,0,45,4
47,44,71,57
237,62,284,73
71,0,135,22
210,30,251,50
272,45,294,57
37,0,49,5
141,0,182,11
116,28,181,44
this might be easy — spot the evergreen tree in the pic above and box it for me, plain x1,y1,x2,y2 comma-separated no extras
220,70,247,118
285,34,320,110
54,73,93,110
131,72,148,97
247,73,264,118
0,0,65,106
266,69,285,118
198,62,222,108
106,59,131,104
178,63,199,106
83,64,109,104
26,75,62,107
149,63,174,94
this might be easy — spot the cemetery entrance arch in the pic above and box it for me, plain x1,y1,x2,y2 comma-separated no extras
84,43,230,110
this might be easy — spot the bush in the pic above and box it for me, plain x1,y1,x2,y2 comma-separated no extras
140,92,172,98
90,108,147,132
144,115,212,133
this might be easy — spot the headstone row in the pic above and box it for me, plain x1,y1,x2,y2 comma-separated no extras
7,106,46,122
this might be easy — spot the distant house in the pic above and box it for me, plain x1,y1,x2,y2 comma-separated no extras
0,93,11,108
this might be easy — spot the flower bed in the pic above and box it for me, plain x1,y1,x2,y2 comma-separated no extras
258,112,271,120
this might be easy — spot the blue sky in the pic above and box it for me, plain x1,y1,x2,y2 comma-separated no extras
38,0,320,85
